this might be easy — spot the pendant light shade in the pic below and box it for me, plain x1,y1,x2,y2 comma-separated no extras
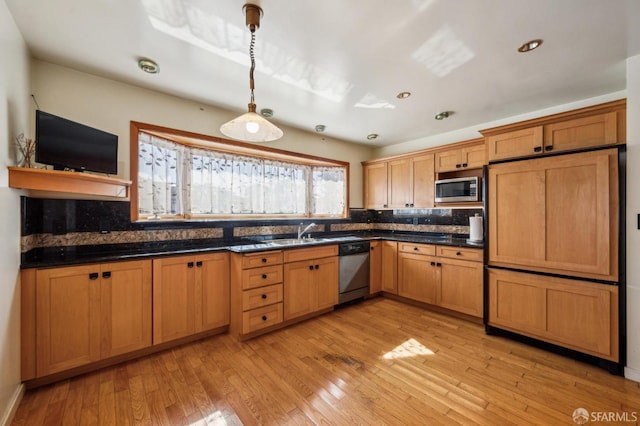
220,3,283,142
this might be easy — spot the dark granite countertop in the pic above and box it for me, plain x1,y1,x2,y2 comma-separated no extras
21,231,484,269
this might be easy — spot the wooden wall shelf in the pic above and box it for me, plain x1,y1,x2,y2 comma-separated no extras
8,167,131,199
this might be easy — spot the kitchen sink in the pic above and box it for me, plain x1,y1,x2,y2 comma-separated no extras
265,237,329,246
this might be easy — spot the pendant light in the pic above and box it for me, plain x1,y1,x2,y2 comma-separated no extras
220,3,283,142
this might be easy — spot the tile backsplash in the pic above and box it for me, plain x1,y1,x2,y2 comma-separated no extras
20,197,483,254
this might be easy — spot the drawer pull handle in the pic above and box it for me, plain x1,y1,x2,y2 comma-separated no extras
456,164,461,168
436,262,442,267
262,274,267,279
102,271,111,279
315,265,319,269
456,251,462,256
430,262,435,266
196,261,203,267
545,145,554,151
462,163,468,168
262,315,268,321
309,265,314,270
89,272,99,280
413,247,419,251
533,146,542,153
187,262,194,268
261,294,267,299
261,258,267,263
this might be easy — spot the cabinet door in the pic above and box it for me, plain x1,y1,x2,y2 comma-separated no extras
411,154,434,208
369,241,382,294
36,265,101,376
363,162,388,209
153,256,196,344
283,260,315,320
437,258,483,317
101,260,152,358
398,252,438,304
488,268,618,361
544,112,618,153
435,149,461,173
486,126,543,162
381,241,398,294
314,256,339,311
461,144,486,169
387,158,412,208
489,149,617,280
196,252,230,332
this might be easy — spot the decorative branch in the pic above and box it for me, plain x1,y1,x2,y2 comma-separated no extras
16,133,36,168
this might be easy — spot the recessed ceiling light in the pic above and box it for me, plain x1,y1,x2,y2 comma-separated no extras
518,39,543,53
396,91,411,99
434,111,451,120
367,133,379,140
315,124,326,133
260,108,274,117
138,58,159,74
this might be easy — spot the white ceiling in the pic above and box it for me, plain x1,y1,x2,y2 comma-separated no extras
6,0,640,147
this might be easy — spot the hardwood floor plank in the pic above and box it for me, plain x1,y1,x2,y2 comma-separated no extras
14,298,640,426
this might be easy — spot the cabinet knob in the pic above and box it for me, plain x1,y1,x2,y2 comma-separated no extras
370,246,375,251
89,272,99,280
456,164,461,168
545,145,554,151
430,261,435,266
405,203,409,207
413,247,419,251
261,258,267,263
315,265,319,269
410,203,414,207
309,265,314,270
462,163,468,168
383,204,388,208
102,271,111,279
196,261,203,267
261,274,267,279
262,315,268,321
261,294,267,299
533,146,542,153
436,262,442,267
456,251,462,256
187,262,194,268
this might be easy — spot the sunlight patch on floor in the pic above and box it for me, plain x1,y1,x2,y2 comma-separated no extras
382,338,435,359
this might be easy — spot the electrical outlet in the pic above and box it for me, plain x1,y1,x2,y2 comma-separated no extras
412,217,418,225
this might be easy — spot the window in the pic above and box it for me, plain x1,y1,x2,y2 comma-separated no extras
131,122,348,220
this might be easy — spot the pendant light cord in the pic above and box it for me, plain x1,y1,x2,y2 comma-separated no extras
249,30,256,105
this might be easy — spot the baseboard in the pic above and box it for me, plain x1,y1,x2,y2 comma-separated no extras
624,366,640,383
0,384,25,426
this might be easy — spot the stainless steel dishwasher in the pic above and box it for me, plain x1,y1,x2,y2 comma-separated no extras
338,240,370,304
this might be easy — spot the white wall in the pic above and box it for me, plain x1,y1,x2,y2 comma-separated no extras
625,54,640,381
30,60,373,208
0,1,30,424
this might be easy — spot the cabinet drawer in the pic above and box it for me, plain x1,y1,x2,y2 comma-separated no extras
283,245,338,263
437,246,483,262
398,243,436,255
242,303,283,334
242,251,283,269
243,284,283,311
242,265,283,290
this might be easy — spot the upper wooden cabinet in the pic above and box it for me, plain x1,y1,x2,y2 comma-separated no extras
435,142,486,173
483,99,625,162
488,148,619,281
363,154,434,209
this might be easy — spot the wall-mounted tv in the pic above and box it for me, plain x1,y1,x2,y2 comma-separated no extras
35,110,118,175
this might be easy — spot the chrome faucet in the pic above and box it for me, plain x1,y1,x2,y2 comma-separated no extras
297,222,316,240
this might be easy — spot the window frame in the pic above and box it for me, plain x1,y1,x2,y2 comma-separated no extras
130,121,349,221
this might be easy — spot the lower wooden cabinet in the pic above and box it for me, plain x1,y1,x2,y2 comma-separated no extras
153,252,230,344
369,241,382,294
283,246,338,321
381,241,398,294
488,268,619,361
25,260,152,379
397,244,483,317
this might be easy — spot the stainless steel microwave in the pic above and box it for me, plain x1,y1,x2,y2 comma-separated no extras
435,176,480,203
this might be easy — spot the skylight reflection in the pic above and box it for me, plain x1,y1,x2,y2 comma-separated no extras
141,0,353,102
382,338,435,359
354,93,397,109
190,409,227,425
412,25,475,77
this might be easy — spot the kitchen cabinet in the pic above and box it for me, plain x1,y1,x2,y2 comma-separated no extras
230,250,284,337
369,241,382,294
435,142,486,172
283,245,338,321
32,260,151,377
397,244,483,317
488,268,618,361
381,241,398,294
488,148,618,281
484,100,625,162
363,154,434,209
153,252,229,344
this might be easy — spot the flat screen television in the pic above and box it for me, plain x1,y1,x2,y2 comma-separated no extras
35,110,118,174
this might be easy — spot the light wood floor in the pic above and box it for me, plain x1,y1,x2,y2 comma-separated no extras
11,297,640,425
